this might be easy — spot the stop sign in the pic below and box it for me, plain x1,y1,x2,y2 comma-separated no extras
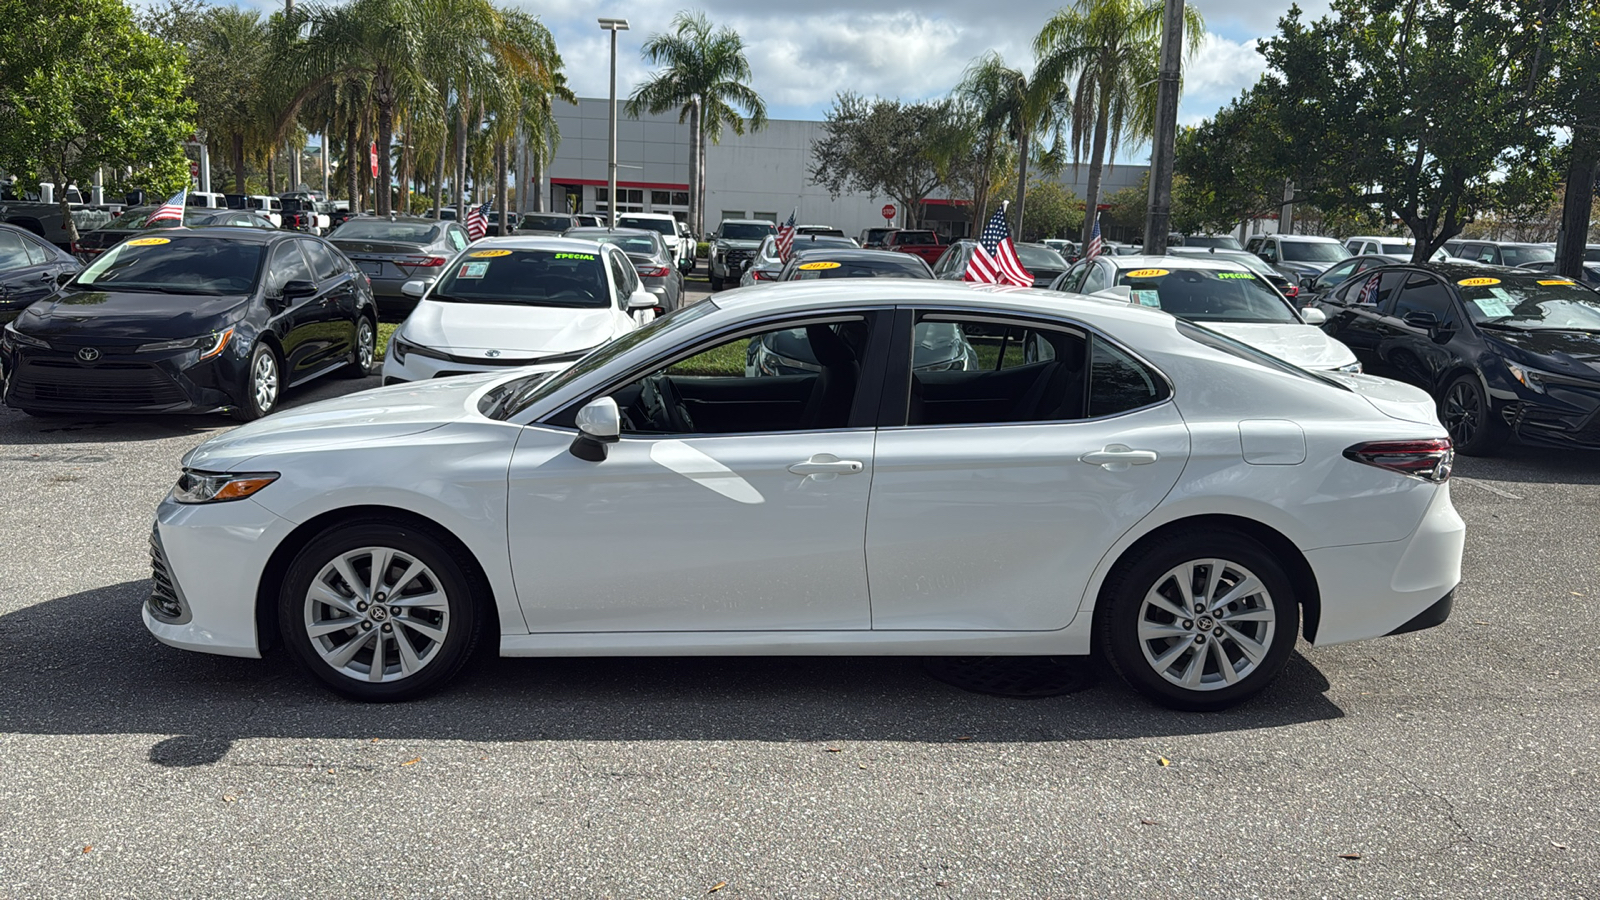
189,160,199,178
881,204,896,220
369,142,379,177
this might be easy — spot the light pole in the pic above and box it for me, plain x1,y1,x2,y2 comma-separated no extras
1142,0,1185,254
599,17,630,228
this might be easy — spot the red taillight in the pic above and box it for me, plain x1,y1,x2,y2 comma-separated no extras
402,256,447,267
752,270,777,281
1344,439,1454,482
635,265,670,277
1284,284,1300,298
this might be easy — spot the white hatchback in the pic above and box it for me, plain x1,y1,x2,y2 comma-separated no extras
148,281,1464,710
381,236,656,385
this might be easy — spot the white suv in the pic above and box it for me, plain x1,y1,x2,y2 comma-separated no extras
616,213,693,274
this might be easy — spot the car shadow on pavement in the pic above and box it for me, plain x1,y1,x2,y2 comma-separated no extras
0,582,1343,767
1452,444,1600,486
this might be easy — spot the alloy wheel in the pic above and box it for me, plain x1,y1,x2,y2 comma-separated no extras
253,350,279,413
1441,381,1480,445
303,546,451,683
356,319,375,371
1136,558,1277,692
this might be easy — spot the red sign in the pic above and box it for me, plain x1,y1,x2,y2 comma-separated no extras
189,160,199,178
881,204,896,220
369,142,378,177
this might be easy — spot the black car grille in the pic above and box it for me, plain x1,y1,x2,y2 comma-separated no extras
12,359,188,407
147,527,189,623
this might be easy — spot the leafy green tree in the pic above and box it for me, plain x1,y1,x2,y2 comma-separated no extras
1035,0,1204,246
1020,179,1085,240
627,10,767,236
810,94,955,229
1532,0,1600,275
0,0,193,241
1173,87,1292,234
955,52,1067,235
1256,0,1555,261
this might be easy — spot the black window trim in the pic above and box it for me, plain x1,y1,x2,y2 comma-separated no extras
875,305,1176,430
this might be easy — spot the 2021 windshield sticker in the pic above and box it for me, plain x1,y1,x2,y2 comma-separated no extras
469,249,511,258
127,237,170,247
797,261,841,271
1126,268,1170,279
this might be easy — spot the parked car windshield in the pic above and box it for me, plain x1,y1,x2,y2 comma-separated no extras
585,233,660,256
520,214,575,232
76,236,265,294
329,220,439,243
617,216,677,236
1015,244,1068,269
430,248,611,308
894,231,938,244
1458,276,1600,331
1184,235,1242,250
1116,267,1299,323
1498,245,1555,267
719,223,775,240
787,255,931,280
1279,241,1351,263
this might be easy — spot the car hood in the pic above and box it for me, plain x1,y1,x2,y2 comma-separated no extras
1483,329,1600,375
1204,321,1358,371
16,289,247,342
183,373,502,470
402,299,618,357
1275,260,1333,277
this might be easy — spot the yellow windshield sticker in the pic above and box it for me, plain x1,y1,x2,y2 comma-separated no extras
553,252,595,260
798,261,841,270
1538,279,1576,286
1215,272,1254,279
1125,268,1169,278
469,249,511,258
127,237,170,246
1458,277,1500,287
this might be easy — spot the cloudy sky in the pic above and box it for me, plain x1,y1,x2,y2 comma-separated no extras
534,0,1333,136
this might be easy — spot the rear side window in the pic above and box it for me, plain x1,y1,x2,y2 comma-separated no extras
1088,337,1166,417
302,240,344,282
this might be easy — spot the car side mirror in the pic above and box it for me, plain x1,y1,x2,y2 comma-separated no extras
401,279,429,298
627,287,656,310
282,280,317,300
1300,307,1327,325
1299,275,1318,289
1089,285,1134,304
56,270,75,286
1403,310,1439,331
570,396,621,462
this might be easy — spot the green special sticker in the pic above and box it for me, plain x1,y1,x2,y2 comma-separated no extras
553,252,595,260
1216,272,1254,279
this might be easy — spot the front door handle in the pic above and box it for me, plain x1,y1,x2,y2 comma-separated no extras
788,454,864,476
1079,444,1159,472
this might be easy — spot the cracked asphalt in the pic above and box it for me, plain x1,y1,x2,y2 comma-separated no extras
1,303,1597,897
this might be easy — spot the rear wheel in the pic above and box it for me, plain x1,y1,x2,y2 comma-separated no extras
1439,373,1507,456
231,343,280,421
710,272,723,291
1099,530,1298,711
340,315,376,378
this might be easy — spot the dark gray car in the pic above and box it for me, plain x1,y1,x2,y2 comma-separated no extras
564,226,685,313
518,212,579,236
328,216,471,320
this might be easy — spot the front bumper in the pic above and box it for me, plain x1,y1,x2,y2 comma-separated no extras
381,346,576,385
1498,387,1600,448
2,341,242,415
143,495,297,658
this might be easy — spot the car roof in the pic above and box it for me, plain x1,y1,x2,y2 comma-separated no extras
1270,234,1342,243
791,247,916,261
720,219,774,225
615,212,675,220
1098,254,1260,271
468,235,612,252
1369,260,1532,278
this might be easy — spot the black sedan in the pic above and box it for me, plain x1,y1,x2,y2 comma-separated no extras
0,223,81,326
562,226,685,313
1,229,377,420
783,247,934,281
1312,262,1600,455
327,216,472,320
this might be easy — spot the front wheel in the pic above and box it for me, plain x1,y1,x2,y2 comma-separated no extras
1439,373,1507,456
1099,531,1299,711
279,520,483,701
710,272,723,292
231,343,280,421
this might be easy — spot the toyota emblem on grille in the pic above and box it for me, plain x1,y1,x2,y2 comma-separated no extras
486,349,501,358
77,347,101,363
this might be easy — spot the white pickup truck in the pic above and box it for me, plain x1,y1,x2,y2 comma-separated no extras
616,212,695,274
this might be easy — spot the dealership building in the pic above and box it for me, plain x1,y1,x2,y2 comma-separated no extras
542,98,1147,240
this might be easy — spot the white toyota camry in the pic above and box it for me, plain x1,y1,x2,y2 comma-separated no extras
381,236,657,385
146,280,1465,710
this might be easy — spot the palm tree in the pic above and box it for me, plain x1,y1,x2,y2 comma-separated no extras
956,52,1067,235
626,10,766,236
1035,0,1204,244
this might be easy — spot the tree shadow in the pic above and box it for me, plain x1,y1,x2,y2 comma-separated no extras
0,581,1343,768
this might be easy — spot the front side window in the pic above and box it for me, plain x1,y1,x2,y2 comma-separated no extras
1391,274,1455,322
266,242,313,296
607,251,635,308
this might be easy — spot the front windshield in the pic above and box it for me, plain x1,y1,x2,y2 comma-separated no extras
1500,245,1555,267
521,214,573,231
1280,241,1351,263
485,300,719,420
103,208,210,229
1381,243,1415,255
431,248,610,308
1015,245,1067,269
1116,267,1299,323
76,236,265,294
587,233,659,256
719,223,774,240
330,220,439,243
618,216,676,236
788,257,931,280
1457,275,1600,330
1185,235,1242,250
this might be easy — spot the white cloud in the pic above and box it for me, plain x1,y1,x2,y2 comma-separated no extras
1177,33,1268,125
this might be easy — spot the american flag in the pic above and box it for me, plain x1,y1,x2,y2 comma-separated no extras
465,200,490,241
963,207,1033,287
1084,212,1103,260
145,188,187,227
775,208,797,262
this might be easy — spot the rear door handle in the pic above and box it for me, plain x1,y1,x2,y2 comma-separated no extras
1079,444,1159,471
788,454,864,476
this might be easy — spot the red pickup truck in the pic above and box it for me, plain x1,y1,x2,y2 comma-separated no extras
883,229,945,265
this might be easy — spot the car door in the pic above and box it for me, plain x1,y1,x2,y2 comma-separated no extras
1322,270,1407,370
264,239,342,378
0,231,60,312
504,311,891,632
865,310,1188,631
1377,271,1462,390
303,238,361,347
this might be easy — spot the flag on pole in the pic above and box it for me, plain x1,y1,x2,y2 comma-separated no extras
1084,212,1104,260
465,200,490,241
963,206,1033,287
776,208,798,262
145,188,187,227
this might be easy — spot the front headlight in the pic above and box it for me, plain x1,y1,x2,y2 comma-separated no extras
2,322,49,350
1506,362,1549,394
391,334,448,365
171,469,279,504
138,328,233,359
1336,361,1363,374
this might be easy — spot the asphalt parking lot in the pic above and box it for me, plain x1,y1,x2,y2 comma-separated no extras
1,286,1597,898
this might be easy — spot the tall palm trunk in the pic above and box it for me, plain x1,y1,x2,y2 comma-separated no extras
397,133,412,216
266,151,276,196
1081,80,1112,245
345,117,360,212
1014,129,1031,236
232,133,246,194
688,100,702,235
431,128,447,217
495,140,509,233
454,102,470,221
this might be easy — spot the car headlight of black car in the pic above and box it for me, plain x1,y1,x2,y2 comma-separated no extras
137,328,233,359
1505,360,1600,394
2,322,49,351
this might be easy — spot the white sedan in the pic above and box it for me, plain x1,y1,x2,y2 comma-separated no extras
146,281,1464,710
381,236,656,385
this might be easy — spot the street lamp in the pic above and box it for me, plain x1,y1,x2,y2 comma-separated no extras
599,17,630,228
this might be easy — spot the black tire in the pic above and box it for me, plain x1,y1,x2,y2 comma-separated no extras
339,315,376,378
1438,373,1508,456
710,273,723,292
278,519,484,701
231,342,281,422
1099,530,1299,711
